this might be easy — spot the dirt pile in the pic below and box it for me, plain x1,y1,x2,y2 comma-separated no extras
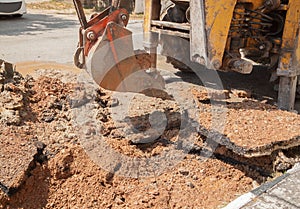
0,60,39,205
0,64,78,204
0,66,255,209
3,145,257,209
1,64,300,208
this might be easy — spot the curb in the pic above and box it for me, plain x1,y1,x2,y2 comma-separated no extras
222,163,300,209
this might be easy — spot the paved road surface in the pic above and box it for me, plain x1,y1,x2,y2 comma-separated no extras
224,163,300,209
0,10,144,64
0,11,79,64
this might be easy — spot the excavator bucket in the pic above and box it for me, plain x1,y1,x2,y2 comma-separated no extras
73,0,165,94
86,22,164,93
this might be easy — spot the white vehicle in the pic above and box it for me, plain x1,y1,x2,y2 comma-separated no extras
0,0,26,16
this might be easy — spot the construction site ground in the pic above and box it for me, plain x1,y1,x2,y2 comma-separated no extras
1,2,300,209
1,57,300,208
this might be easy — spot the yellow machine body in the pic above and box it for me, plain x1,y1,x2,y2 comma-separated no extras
144,0,300,110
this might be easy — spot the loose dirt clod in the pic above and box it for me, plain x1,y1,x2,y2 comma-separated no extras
230,88,252,98
0,60,26,125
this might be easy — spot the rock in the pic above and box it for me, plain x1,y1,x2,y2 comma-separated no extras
0,60,14,82
196,89,230,101
34,141,46,151
68,85,91,108
0,60,27,126
178,168,189,176
210,90,230,100
114,196,125,204
0,90,23,110
0,109,21,125
41,111,55,123
108,98,119,107
65,132,76,140
0,136,37,195
186,181,195,188
230,89,252,98
149,190,160,196
50,150,74,180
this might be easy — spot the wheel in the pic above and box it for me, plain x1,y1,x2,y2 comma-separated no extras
12,14,23,18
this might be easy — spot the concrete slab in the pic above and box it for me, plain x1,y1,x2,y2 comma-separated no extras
224,163,300,209
266,171,300,208
243,194,298,209
0,136,37,195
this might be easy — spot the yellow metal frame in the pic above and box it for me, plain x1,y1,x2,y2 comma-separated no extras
143,0,300,110
204,0,237,68
277,0,300,76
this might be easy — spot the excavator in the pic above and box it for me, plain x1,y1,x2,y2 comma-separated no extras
72,0,300,111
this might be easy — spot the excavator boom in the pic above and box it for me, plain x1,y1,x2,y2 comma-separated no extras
72,0,165,93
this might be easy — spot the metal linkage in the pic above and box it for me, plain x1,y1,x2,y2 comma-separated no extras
72,0,129,69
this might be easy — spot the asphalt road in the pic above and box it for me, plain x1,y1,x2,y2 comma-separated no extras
0,10,144,64
0,10,79,64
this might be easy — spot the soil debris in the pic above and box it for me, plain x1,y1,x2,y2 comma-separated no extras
0,66,77,199
193,88,300,157
0,63,299,208
0,60,28,125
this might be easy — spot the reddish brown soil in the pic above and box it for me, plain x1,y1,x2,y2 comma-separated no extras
3,144,255,209
0,68,299,209
193,88,300,151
